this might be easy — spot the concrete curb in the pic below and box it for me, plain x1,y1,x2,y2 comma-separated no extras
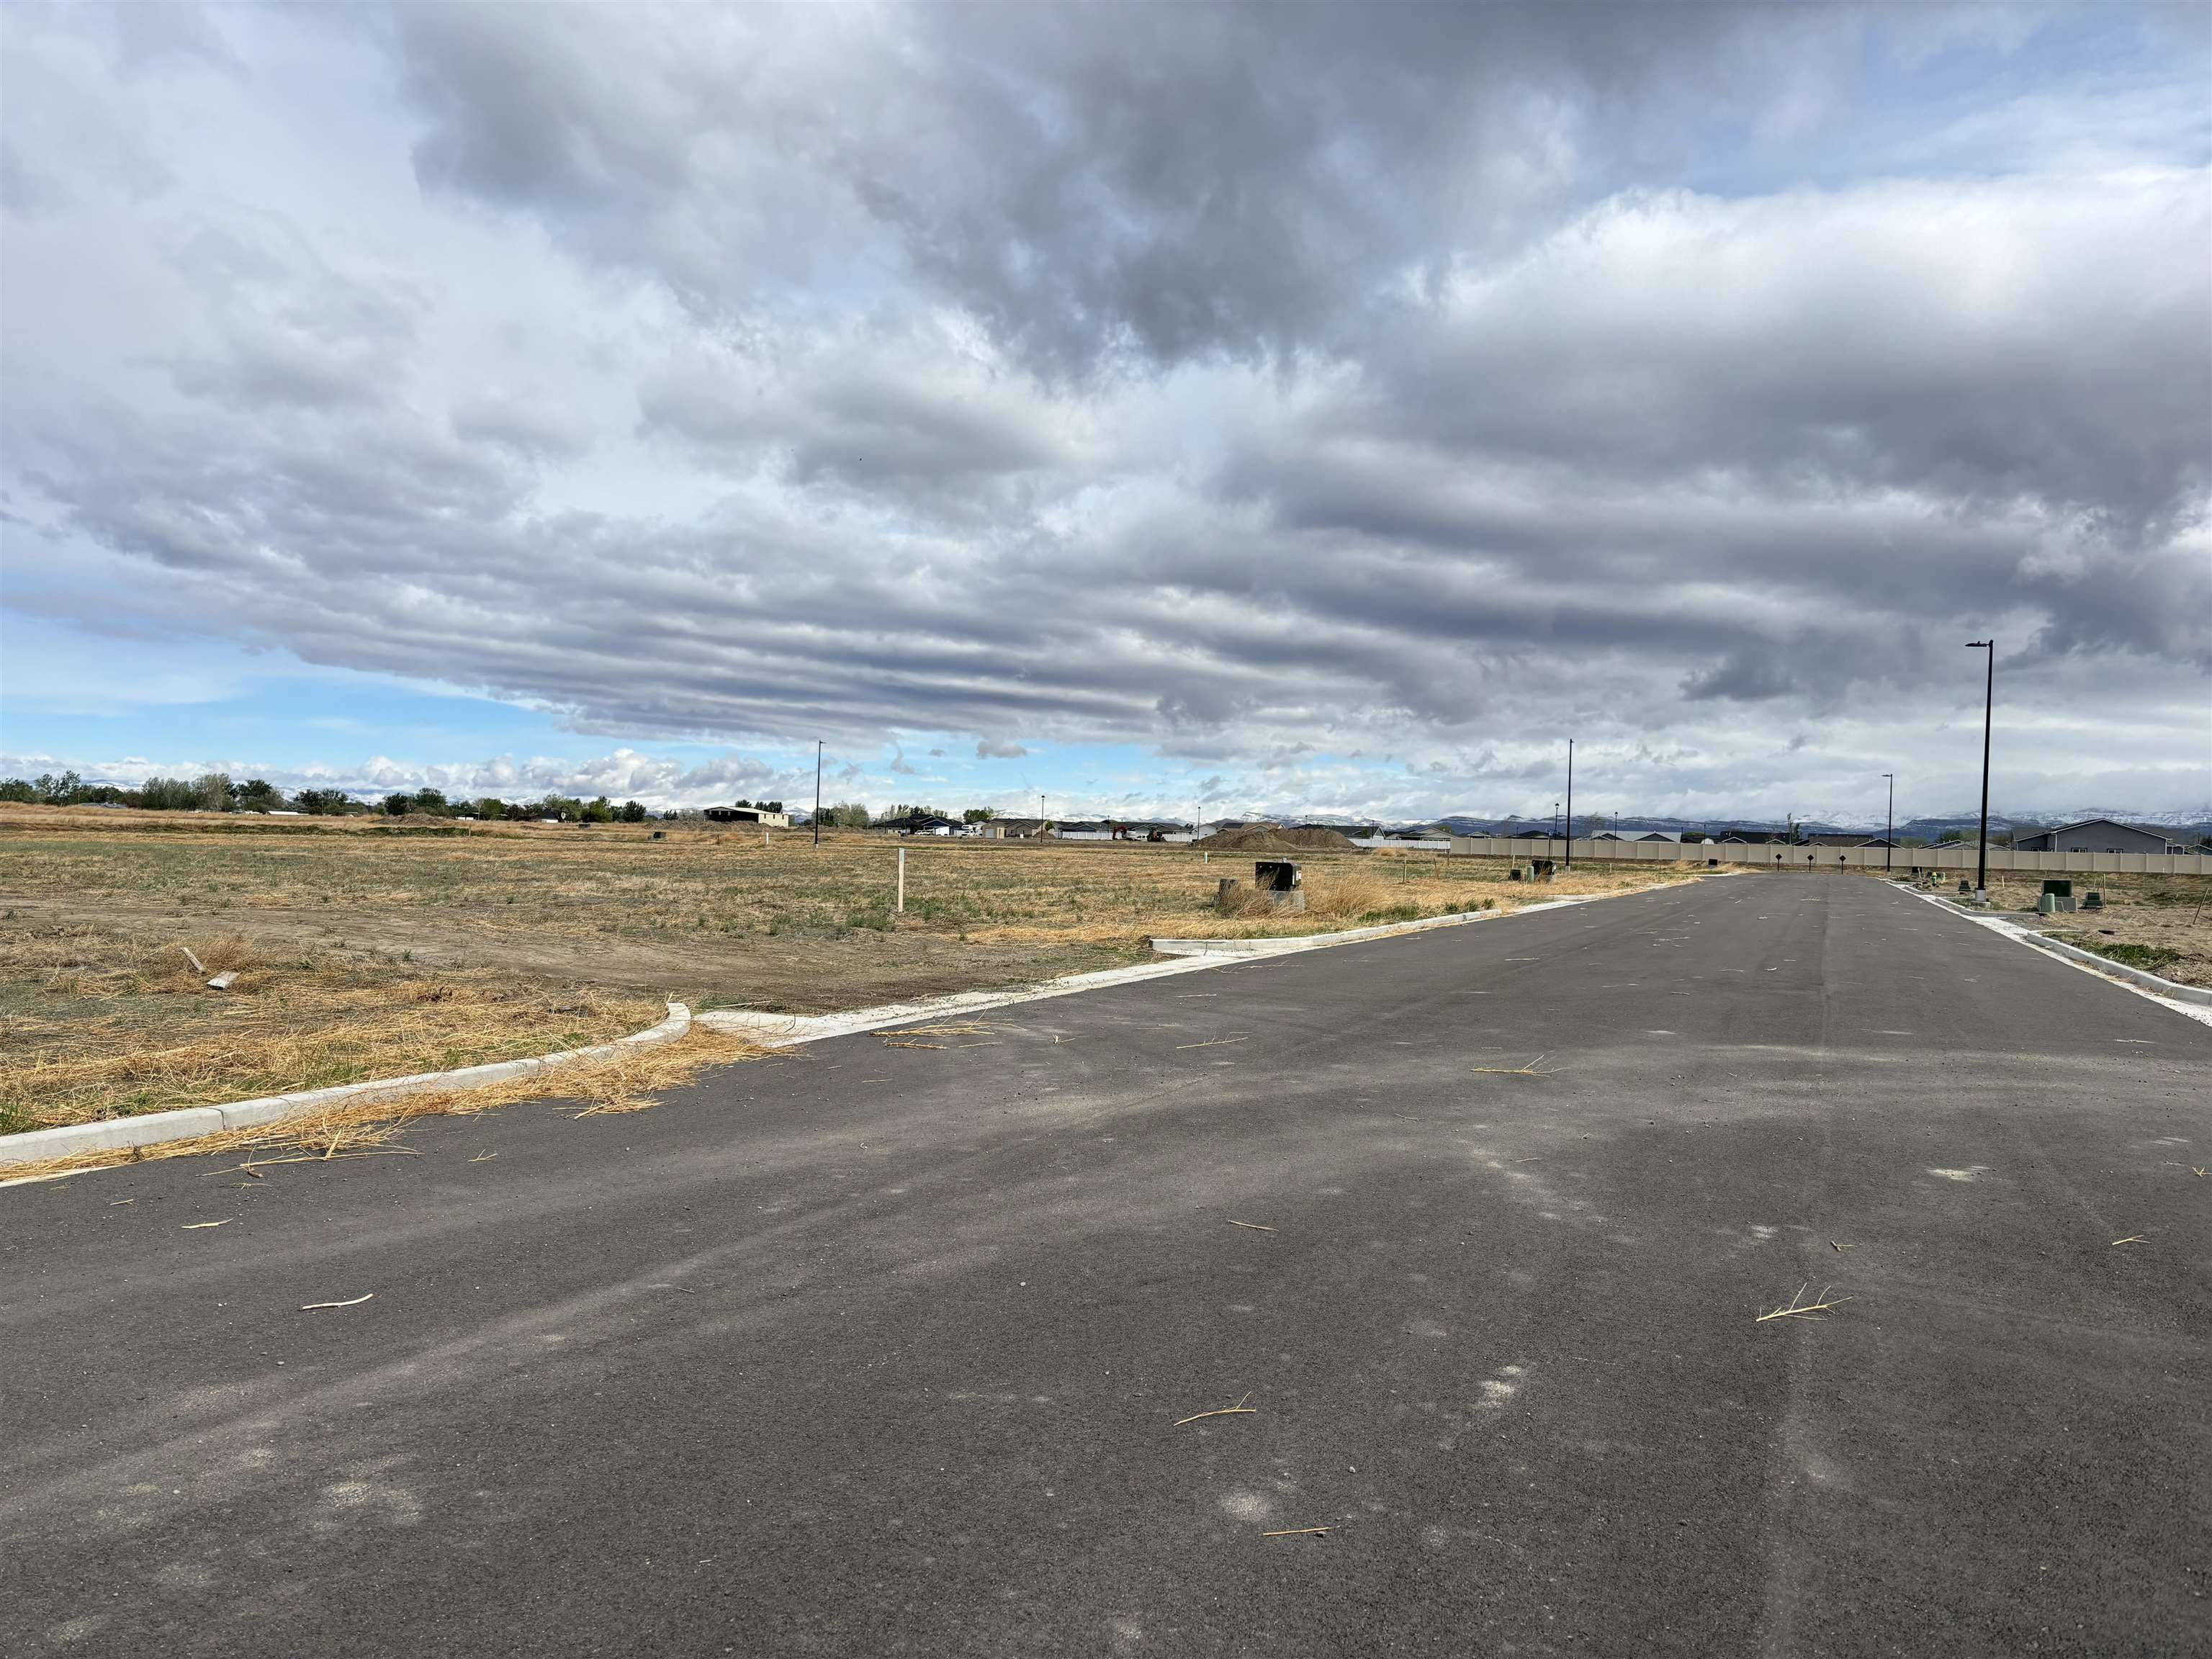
1908,889,2212,1025
698,891,1621,1047
2012,930,2212,1007
1148,894,1597,957
0,1002,693,1169
698,959,1229,1046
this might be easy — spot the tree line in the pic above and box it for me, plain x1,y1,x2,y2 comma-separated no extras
1,771,665,823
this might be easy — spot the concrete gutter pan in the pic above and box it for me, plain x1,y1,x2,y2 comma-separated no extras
1912,889,2212,1025
0,1002,692,1171
699,892,1613,1046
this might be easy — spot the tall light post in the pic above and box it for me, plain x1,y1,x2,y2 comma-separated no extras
1965,641,1993,900
1881,773,1894,873
1552,801,1560,841
811,739,823,847
1565,738,1575,869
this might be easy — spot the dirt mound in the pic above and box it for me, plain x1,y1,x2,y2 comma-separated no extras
1195,825,1358,853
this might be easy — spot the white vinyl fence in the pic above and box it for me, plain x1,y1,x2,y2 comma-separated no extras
1449,837,2211,878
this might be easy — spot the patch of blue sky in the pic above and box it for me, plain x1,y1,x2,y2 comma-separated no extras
1663,6,2204,202
0,611,711,780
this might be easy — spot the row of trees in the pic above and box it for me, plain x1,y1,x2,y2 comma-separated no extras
379,791,650,823
816,802,997,827
0,771,659,823
1,771,294,813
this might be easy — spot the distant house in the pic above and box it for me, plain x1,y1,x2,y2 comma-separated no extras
2013,818,2180,855
1716,830,1793,845
877,811,959,836
1803,832,1874,848
1595,830,1681,843
705,805,791,828
983,817,1053,839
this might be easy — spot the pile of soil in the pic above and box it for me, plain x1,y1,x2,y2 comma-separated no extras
1195,825,1358,853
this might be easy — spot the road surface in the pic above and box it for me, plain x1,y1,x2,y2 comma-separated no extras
4,875,2206,1655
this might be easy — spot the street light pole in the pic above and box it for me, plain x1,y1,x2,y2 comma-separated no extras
1965,640,1994,900
812,739,823,847
1565,739,1574,870
1881,773,1894,873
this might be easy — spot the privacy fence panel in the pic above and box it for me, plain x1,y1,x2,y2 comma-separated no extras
1448,838,2208,877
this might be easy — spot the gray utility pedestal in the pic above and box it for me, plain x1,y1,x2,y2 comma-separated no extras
1216,861,1306,912
1253,860,1306,910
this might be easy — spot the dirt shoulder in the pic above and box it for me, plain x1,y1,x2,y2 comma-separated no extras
1979,870,2212,989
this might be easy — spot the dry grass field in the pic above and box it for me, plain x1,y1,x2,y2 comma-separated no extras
0,806,1694,1132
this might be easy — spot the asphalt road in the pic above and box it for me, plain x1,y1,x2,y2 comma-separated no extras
4,875,2207,1657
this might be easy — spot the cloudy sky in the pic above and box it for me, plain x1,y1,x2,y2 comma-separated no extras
2,2,2207,824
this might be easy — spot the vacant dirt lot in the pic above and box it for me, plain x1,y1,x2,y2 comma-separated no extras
1974,868,2212,990
1,807,1695,1129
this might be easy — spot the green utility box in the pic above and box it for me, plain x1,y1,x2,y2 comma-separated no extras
2041,878,2075,912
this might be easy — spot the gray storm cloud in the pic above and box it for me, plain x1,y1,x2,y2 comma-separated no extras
1,1,2206,814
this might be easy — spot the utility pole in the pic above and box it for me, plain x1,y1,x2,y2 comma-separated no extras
1565,739,1574,869
812,740,823,847
1966,640,1994,901
1882,773,1894,873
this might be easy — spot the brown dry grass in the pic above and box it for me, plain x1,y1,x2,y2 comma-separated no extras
0,805,1699,1132
0,919,661,1135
